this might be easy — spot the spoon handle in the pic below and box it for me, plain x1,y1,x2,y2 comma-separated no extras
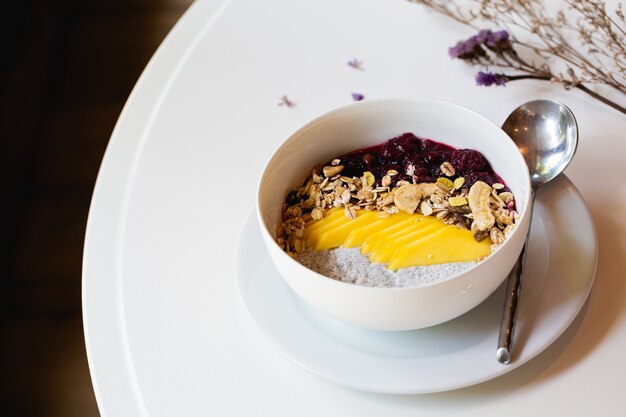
497,192,535,364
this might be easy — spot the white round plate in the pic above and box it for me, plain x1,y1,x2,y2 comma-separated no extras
235,174,597,394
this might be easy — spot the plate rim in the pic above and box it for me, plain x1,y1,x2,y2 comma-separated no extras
235,174,598,394
81,1,234,416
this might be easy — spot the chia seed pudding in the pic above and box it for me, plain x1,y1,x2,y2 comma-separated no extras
295,248,475,288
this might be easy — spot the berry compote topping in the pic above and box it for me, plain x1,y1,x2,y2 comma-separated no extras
322,133,508,191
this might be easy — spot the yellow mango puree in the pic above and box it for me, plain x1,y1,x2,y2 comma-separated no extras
305,208,491,270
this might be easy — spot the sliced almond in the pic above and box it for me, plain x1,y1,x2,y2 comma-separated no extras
420,201,433,216
344,205,357,220
498,191,514,204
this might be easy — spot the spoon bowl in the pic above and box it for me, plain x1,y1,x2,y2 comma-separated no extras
502,100,578,187
497,99,578,364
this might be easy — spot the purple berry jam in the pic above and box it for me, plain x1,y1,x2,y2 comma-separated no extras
322,133,509,191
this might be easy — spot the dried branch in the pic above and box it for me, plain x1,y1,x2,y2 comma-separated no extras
409,0,626,115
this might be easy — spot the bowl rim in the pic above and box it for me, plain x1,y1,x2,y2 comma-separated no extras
256,97,532,292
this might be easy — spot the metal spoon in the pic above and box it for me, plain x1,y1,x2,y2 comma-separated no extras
497,100,578,364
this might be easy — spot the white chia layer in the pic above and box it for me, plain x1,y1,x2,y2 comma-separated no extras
295,248,475,288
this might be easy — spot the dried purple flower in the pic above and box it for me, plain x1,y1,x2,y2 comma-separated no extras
475,29,491,44
347,59,364,70
475,71,508,86
413,1,626,115
449,29,512,60
486,30,509,47
485,30,512,52
278,95,295,107
351,93,365,101
448,35,486,60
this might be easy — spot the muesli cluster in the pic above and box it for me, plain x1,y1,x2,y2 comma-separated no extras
277,158,518,256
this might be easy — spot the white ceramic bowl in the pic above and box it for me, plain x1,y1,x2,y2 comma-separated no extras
257,98,531,331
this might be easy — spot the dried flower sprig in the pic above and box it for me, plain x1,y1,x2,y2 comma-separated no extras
410,0,626,115
351,93,365,101
278,95,295,107
348,58,365,70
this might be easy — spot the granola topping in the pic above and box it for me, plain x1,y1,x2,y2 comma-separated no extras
278,134,519,258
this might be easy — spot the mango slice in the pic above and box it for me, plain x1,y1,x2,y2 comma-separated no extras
314,211,380,250
361,215,429,254
303,207,344,239
388,225,492,270
343,212,411,248
370,222,445,263
302,208,492,269
305,215,349,247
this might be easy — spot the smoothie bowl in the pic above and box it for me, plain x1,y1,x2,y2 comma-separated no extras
257,98,531,331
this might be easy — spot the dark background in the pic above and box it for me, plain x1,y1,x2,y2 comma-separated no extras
1,0,192,415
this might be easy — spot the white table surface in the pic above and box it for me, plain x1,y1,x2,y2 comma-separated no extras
82,0,626,415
